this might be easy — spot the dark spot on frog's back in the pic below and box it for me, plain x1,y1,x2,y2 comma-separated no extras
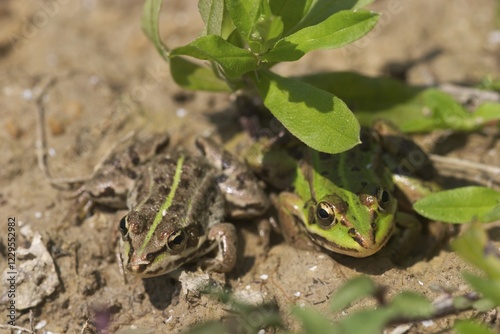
154,136,170,154
319,152,330,161
358,138,372,151
154,175,165,184
350,166,360,172
215,174,228,184
158,157,176,166
169,203,184,213
101,186,115,197
193,166,205,178
179,178,190,189
221,152,232,170
144,197,156,207
128,147,141,165
158,185,170,195
127,211,145,234
125,169,137,179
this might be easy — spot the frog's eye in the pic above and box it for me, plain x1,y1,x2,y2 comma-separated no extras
376,187,391,211
316,201,337,228
167,229,187,253
119,216,128,238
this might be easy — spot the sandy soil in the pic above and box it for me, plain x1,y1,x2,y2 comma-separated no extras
0,0,499,333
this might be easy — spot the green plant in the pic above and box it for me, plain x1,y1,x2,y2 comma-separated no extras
142,0,500,152
142,0,379,154
183,222,500,334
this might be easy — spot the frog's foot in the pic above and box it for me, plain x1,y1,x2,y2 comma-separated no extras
422,220,455,260
389,212,454,264
200,223,238,273
70,188,95,223
195,137,270,218
388,211,422,264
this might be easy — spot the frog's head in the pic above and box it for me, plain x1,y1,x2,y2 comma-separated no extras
118,210,212,277
304,187,397,257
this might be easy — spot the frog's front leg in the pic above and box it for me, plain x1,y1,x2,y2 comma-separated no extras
388,211,422,263
201,223,238,273
195,137,270,218
274,192,320,251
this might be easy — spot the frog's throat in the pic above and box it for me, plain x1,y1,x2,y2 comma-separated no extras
138,154,185,255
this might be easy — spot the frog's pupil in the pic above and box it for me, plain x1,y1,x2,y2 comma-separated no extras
380,189,389,203
171,234,183,245
318,208,329,219
119,217,128,236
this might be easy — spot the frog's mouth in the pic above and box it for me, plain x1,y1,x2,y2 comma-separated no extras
307,214,395,258
124,238,219,278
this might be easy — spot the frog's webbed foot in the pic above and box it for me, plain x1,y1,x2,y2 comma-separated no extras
200,223,238,273
388,211,422,264
390,212,454,264
195,137,270,218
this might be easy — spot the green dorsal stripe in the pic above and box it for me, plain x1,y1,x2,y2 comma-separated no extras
139,155,185,255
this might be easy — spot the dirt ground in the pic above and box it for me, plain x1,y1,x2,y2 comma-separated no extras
1,0,500,333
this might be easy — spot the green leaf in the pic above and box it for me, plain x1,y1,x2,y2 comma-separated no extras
451,222,500,279
299,72,500,133
299,72,424,127
293,307,339,334
339,309,392,334
226,0,260,42
330,276,377,312
170,57,231,92
262,10,378,62
413,186,500,224
142,0,169,60
253,70,360,153
170,35,257,78
417,89,479,132
474,102,500,124
454,320,496,334
199,0,225,35
388,292,433,319
462,273,500,306
288,0,374,34
253,13,284,53
269,0,313,36
483,203,500,223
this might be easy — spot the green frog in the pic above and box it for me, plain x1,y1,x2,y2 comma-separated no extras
246,120,444,259
79,134,269,277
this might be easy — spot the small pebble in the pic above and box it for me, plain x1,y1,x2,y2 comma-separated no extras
22,89,33,101
422,320,434,327
35,320,47,329
176,108,187,118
